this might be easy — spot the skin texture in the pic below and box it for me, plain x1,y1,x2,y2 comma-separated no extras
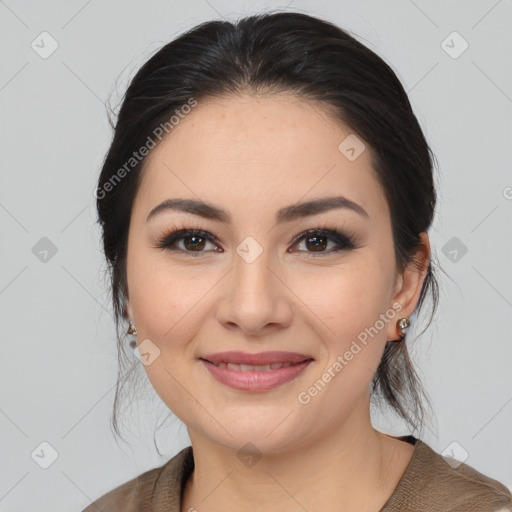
125,92,430,512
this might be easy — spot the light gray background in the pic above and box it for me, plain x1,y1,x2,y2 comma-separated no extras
1,1,511,510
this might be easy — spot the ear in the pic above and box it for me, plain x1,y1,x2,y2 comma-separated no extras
386,232,431,341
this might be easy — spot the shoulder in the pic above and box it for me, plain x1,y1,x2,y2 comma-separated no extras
383,438,512,511
81,446,194,512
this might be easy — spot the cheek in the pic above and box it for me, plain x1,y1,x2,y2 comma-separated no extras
293,257,395,396
291,263,393,410
297,259,393,340
127,248,219,352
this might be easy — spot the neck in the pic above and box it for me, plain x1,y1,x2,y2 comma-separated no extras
181,405,411,512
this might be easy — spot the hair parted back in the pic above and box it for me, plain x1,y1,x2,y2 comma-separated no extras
96,11,439,443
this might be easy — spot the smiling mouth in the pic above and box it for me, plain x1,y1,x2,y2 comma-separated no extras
200,360,313,371
199,354,314,392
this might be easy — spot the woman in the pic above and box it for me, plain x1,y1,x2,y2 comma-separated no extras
84,11,512,512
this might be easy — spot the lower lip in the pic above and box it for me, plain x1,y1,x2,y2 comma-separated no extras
200,359,313,392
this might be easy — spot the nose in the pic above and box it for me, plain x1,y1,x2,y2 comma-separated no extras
216,247,293,336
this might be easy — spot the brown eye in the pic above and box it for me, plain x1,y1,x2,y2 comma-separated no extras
182,234,207,251
156,229,221,255
291,229,356,255
304,233,328,252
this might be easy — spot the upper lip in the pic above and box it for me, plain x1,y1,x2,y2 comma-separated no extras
200,351,314,365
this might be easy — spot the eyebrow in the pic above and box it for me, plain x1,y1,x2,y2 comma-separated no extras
146,195,369,224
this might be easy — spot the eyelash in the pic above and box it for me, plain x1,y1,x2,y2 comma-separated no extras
153,223,358,257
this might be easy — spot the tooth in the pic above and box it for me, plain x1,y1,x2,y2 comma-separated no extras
254,364,271,371
282,362,291,368
221,362,284,371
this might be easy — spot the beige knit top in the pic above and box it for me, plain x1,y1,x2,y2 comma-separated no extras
82,436,512,511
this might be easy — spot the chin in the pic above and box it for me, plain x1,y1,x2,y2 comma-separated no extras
192,412,308,457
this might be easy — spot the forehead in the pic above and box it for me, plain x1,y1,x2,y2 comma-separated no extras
135,93,389,225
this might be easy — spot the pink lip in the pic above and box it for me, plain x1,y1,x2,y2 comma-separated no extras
199,351,314,392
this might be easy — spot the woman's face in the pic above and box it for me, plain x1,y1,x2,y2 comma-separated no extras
126,93,426,454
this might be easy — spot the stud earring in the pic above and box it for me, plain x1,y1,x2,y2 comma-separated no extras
395,317,410,341
127,320,137,336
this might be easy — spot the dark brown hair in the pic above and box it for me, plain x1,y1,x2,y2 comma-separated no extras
96,11,439,444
